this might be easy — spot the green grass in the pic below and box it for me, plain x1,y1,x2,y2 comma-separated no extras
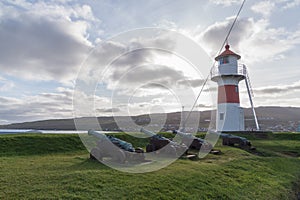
0,134,86,156
0,133,300,199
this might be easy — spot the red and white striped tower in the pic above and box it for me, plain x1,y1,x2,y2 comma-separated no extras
211,44,246,132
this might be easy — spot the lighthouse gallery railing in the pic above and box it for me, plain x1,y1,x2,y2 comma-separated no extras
210,63,247,78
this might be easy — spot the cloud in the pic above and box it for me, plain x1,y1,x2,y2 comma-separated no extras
209,0,243,6
197,103,213,108
0,96,22,105
79,31,205,98
109,64,185,88
210,0,300,9
283,0,300,9
0,86,116,123
0,89,73,123
77,32,180,89
104,62,206,102
1,1,98,23
0,1,97,83
97,108,121,113
0,76,14,91
253,97,300,108
198,17,300,63
251,1,275,17
199,17,254,56
176,78,206,88
253,81,300,95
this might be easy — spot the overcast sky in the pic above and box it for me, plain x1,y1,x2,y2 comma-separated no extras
0,0,299,124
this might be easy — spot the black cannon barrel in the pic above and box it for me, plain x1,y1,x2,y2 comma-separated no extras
220,133,248,142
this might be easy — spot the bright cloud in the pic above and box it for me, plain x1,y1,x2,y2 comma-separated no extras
0,76,14,91
198,17,300,63
283,0,300,9
209,0,243,6
251,1,275,17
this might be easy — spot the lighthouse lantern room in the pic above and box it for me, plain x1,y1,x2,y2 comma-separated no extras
211,44,247,132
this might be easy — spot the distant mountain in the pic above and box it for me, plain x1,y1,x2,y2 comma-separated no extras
0,106,299,132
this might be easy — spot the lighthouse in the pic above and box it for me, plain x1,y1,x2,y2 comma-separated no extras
211,44,246,132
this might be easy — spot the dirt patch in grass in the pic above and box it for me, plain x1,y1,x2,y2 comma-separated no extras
282,151,300,158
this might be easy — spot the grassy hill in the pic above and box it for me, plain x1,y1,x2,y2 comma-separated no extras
0,132,300,199
0,106,299,131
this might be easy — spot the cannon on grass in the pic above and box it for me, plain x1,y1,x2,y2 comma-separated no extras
88,130,145,163
173,130,213,152
140,128,187,157
221,133,255,150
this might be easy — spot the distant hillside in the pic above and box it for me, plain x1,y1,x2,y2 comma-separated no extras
0,106,299,132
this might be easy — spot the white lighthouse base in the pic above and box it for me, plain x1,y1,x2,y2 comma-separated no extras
217,103,245,132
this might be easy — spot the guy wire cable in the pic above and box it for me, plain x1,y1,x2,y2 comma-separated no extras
183,0,247,126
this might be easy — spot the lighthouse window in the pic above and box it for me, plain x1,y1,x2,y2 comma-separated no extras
219,56,229,64
220,113,224,120
235,86,239,93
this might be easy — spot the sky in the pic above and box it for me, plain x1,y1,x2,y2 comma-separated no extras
0,0,300,124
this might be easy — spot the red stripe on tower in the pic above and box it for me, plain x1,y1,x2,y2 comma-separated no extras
218,85,240,104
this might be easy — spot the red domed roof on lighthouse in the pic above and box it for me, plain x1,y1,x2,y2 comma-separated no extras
215,44,241,61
